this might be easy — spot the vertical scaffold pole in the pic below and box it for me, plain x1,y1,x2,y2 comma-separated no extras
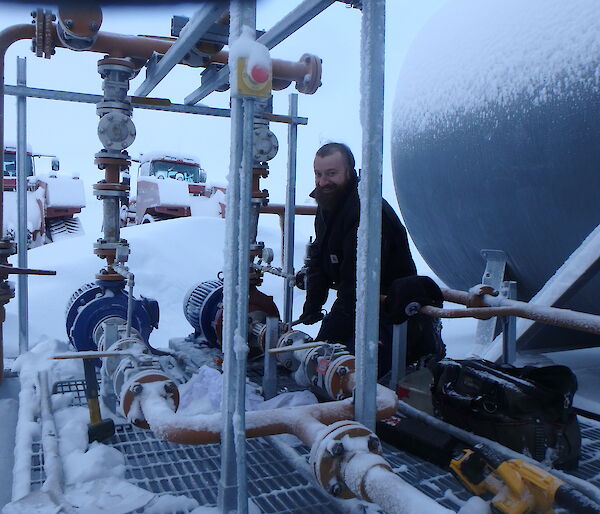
354,0,386,430
219,2,256,513
283,93,299,325
16,56,28,355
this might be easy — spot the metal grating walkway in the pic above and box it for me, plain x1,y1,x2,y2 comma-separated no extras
33,380,600,513
35,380,344,513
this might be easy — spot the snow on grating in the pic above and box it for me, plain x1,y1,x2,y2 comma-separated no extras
573,422,600,482
36,380,343,513
37,380,600,511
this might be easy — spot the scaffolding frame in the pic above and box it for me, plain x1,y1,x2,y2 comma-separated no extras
1,1,387,512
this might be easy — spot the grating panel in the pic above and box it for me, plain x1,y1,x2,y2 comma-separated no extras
32,379,600,513
572,421,600,482
52,379,88,407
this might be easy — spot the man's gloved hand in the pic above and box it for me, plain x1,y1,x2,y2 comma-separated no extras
382,275,443,324
298,308,324,325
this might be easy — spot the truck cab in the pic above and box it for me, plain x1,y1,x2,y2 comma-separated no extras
128,151,223,225
3,145,85,246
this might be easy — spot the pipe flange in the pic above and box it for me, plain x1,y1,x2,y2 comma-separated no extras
93,183,130,198
121,371,179,429
95,271,126,281
98,112,136,150
324,354,355,400
0,241,16,257
95,151,132,166
275,330,312,369
309,420,384,499
253,126,279,162
295,54,322,95
97,58,139,80
94,241,130,251
96,101,133,116
56,5,102,51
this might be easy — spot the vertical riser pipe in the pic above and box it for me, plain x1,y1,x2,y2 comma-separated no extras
355,0,386,430
16,56,27,354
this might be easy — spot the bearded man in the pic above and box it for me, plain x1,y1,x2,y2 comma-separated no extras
299,142,444,378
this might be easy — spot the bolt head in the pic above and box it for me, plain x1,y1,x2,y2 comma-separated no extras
130,383,143,394
336,366,347,376
367,435,380,452
328,442,344,456
64,19,73,29
329,483,342,497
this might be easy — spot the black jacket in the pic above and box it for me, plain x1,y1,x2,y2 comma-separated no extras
304,179,416,343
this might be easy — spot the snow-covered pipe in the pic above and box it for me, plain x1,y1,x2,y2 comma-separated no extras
436,286,600,335
38,370,63,494
349,461,452,514
137,380,396,446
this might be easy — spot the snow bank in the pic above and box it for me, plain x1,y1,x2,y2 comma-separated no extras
5,212,312,357
393,0,600,139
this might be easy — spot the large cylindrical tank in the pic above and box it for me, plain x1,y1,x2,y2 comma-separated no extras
392,0,600,350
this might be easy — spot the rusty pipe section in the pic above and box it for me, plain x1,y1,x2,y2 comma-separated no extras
431,286,600,336
137,379,396,446
0,23,36,382
0,23,36,238
46,24,321,94
136,382,449,512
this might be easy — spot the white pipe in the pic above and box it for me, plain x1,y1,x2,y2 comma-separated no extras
38,370,63,494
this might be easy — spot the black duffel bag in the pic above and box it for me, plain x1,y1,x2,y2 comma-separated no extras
431,358,581,469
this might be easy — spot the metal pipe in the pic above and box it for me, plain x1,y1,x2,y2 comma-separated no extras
16,57,28,355
355,0,386,431
219,2,255,509
0,24,36,235
0,24,36,377
231,92,255,514
4,85,308,124
262,316,278,399
437,287,600,335
46,25,317,90
389,323,407,390
351,463,452,514
283,93,298,325
219,94,242,513
38,370,63,494
113,263,134,337
103,197,120,243
140,381,397,446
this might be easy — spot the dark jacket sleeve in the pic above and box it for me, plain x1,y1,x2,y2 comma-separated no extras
316,211,359,343
303,263,329,315
302,215,330,316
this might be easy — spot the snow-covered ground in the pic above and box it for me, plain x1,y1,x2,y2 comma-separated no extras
4,181,478,360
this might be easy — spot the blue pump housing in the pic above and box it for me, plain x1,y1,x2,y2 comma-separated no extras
65,280,159,353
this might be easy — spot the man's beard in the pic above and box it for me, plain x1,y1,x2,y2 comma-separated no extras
313,182,349,210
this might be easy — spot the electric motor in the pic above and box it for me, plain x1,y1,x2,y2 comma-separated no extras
183,279,223,345
65,279,159,355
